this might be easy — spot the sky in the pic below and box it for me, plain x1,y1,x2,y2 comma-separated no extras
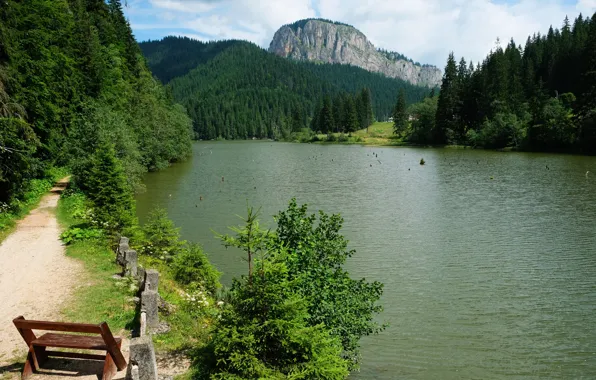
123,0,596,67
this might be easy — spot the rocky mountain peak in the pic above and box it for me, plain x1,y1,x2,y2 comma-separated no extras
269,19,441,87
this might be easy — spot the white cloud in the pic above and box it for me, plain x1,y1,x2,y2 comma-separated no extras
127,0,596,67
577,0,596,12
148,0,218,13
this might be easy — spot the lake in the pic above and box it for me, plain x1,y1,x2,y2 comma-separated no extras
136,141,596,379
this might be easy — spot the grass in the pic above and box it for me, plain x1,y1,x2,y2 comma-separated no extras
56,193,137,333
135,256,213,353
57,191,214,358
0,167,69,244
312,121,408,146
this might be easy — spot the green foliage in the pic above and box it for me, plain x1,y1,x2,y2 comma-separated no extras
217,206,270,281
272,199,385,368
76,144,135,233
0,0,192,208
313,90,372,134
56,191,137,332
320,96,335,134
60,227,103,245
140,207,184,261
139,37,429,140
337,133,349,142
0,165,67,242
140,37,240,83
0,118,39,203
402,13,596,153
393,88,408,136
357,88,374,130
469,112,529,149
528,95,576,150
407,96,438,143
195,251,349,379
287,18,354,31
342,95,360,133
434,52,459,144
172,243,221,294
195,200,384,377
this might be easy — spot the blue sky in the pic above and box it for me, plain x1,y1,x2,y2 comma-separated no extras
123,0,596,67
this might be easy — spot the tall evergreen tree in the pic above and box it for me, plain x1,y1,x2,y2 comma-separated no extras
290,104,303,132
332,94,344,132
578,13,596,150
320,96,334,135
434,52,460,144
357,88,373,131
342,95,359,133
392,88,407,136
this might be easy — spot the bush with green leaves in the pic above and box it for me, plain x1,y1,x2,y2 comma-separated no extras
172,243,221,294
195,252,349,379
60,227,103,245
74,144,136,234
471,112,529,149
140,207,184,261
272,199,385,368
195,202,385,376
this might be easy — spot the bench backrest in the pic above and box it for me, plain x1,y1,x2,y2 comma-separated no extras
13,317,103,334
13,316,127,371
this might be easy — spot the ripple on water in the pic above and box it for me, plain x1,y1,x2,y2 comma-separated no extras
136,142,596,379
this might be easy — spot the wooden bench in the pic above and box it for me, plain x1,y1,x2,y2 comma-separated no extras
13,316,127,380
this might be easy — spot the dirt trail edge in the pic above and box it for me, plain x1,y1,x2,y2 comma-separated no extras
0,177,83,364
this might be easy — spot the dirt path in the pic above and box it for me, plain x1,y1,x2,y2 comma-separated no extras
0,178,83,364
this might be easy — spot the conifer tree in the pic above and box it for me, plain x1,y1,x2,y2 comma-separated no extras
83,144,135,232
343,95,359,133
320,96,334,134
392,88,407,136
332,94,344,132
358,88,373,131
290,104,303,132
311,100,323,133
578,13,596,150
434,52,460,144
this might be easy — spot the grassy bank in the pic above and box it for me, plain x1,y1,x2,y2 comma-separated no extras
0,168,69,244
56,192,137,331
294,121,409,146
57,192,214,357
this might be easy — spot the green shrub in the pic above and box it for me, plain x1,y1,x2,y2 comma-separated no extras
194,256,349,379
60,227,103,245
140,207,184,261
326,134,338,142
75,144,136,233
172,243,221,293
337,133,349,142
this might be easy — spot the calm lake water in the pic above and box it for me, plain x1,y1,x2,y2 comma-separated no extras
136,141,596,379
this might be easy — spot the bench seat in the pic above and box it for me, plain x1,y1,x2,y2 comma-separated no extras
13,316,127,380
32,333,122,350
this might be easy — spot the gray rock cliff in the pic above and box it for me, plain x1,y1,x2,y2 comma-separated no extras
269,19,441,87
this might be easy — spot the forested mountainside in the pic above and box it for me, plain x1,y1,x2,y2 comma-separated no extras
0,0,193,204
140,37,240,83
140,37,432,140
269,19,442,87
419,13,596,153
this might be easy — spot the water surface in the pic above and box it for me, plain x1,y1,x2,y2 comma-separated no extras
136,141,596,379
